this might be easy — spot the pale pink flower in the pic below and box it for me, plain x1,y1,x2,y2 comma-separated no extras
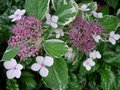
92,34,101,43
9,9,26,22
79,4,90,11
46,13,58,28
31,56,54,77
3,58,23,79
83,58,95,71
55,29,64,38
109,31,120,45
65,48,75,60
89,50,101,59
92,11,103,18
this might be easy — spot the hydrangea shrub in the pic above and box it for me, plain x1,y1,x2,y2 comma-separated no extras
1,0,120,90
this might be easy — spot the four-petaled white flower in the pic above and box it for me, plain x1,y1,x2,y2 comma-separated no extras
92,11,103,18
89,50,101,59
83,58,95,71
31,56,54,77
65,48,75,60
9,9,26,22
46,13,59,28
109,31,120,45
79,4,90,11
55,29,64,38
92,34,101,43
3,58,23,79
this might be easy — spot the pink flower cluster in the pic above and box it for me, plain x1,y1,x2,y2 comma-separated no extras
70,17,105,54
8,16,42,60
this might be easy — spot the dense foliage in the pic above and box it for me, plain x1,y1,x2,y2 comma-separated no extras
0,0,120,90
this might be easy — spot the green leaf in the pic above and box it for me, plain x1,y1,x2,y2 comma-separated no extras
55,4,77,26
86,2,97,15
97,15,120,33
115,74,120,90
6,79,19,90
101,8,109,15
104,0,119,8
25,0,50,19
103,50,120,68
52,0,67,11
68,0,79,10
20,72,36,89
2,46,19,61
66,81,83,90
101,68,116,90
43,58,68,90
43,39,68,58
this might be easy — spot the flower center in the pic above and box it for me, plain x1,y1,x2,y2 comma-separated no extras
86,62,90,65
15,14,19,17
40,63,45,67
13,67,17,70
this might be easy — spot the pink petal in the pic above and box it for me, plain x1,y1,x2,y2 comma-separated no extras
89,60,95,66
109,31,115,37
20,10,26,15
56,34,60,38
36,56,44,64
9,15,14,19
51,16,58,23
44,56,54,67
39,67,49,77
50,22,58,28
4,58,17,69
85,65,91,71
16,64,23,70
113,34,120,40
46,13,51,20
31,63,41,71
15,70,21,78
6,69,16,79
109,37,116,45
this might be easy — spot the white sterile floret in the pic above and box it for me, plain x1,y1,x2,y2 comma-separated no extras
109,31,120,45
92,11,103,18
9,9,26,22
92,34,101,43
55,29,64,38
3,58,23,79
83,58,95,71
46,13,59,28
79,4,90,11
31,56,54,77
65,48,75,60
89,50,101,59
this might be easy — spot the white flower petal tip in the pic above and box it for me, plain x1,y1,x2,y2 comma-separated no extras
79,4,90,11
31,56,54,77
9,9,26,22
83,58,95,71
44,56,54,66
92,34,101,43
92,11,103,18
109,31,120,45
39,67,49,77
3,58,23,79
65,48,75,60
46,13,59,28
89,50,101,59
55,29,64,38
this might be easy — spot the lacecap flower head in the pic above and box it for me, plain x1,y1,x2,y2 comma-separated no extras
69,17,105,54
8,16,43,60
